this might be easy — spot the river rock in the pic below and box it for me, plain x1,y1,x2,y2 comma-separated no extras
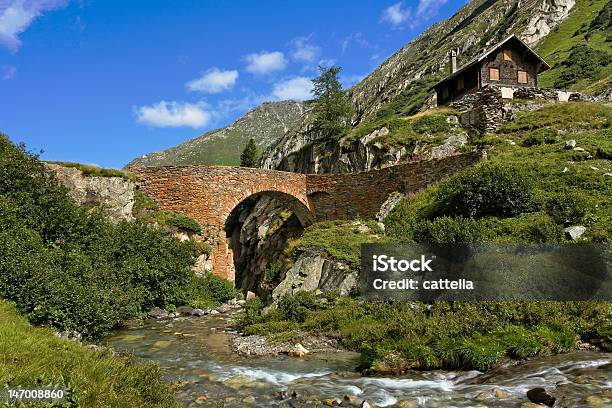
288,343,310,357
565,140,576,149
526,387,556,406
209,309,220,315
55,330,82,341
343,394,359,406
273,390,288,400
494,388,510,399
564,225,586,240
216,305,231,313
246,291,257,301
148,307,169,319
360,402,373,408
192,308,207,316
176,306,194,315
242,396,256,404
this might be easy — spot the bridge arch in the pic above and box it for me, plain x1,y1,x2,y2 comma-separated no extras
130,152,482,284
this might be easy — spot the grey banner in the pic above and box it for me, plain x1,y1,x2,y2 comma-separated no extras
360,243,611,301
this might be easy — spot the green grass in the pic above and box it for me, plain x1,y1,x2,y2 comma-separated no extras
46,161,139,182
290,220,385,266
0,300,179,407
241,297,611,372
537,0,612,92
343,108,460,150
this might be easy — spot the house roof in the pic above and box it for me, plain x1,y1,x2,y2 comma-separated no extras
435,34,550,89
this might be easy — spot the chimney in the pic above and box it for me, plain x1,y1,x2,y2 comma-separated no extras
451,49,458,74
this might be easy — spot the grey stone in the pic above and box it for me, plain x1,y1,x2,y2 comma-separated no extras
562,167,569,173
573,147,585,152
376,192,403,223
209,309,220,315
44,163,134,223
148,307,169,319
603,173,612,177
564,140,576,149
446,115,459,125
564,226,586,241
191,308,207,316
176,306,194,315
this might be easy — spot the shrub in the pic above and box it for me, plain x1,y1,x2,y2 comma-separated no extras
412,216,492,243
522,128,556,146
185,273,239,309
278,292,318,323
164,213,202,234
412,114,450,134
434,162,534,218
545,192,587,225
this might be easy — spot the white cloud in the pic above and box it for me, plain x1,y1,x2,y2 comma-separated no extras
245,51,287,75
0,0,68,51
186,67,238,93
417,0,449,19
381,2,411,26
380,0,447,28
290,36,321,63
271,77,313,101
1,65,16,79
134,101,211,128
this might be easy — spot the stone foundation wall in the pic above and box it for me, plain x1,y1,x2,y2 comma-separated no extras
449,86,600,133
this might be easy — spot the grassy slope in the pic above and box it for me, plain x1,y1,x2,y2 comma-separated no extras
537,0,612,93
241,102,612,372
0,300,178,407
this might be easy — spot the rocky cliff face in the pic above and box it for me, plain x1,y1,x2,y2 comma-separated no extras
128,100,306,167
261,0,576,174
45,163,134,223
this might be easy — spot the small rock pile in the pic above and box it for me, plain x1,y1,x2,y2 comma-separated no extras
146,298,245,319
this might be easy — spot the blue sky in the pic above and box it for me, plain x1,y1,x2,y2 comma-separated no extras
0,0,463,168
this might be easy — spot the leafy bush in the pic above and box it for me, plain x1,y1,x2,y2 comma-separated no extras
278,292,318,323
0,135,227,339
433,162,534,218
185,273,239,309
545,192,588,225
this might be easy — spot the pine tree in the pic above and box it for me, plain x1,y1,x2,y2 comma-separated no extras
311,65,354,140
240,138,258,167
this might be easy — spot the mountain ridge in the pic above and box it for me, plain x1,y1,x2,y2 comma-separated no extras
126,100,305,168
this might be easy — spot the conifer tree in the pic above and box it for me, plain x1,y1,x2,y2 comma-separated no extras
311,65,354,140
240,138,258,167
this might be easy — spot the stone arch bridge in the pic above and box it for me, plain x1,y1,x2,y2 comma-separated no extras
131,152,480,283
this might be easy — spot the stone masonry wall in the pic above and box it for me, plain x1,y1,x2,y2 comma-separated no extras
132,151,482,282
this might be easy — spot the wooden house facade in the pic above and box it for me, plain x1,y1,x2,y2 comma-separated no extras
435,35,550,106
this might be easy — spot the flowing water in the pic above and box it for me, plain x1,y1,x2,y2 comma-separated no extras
105,311,611,407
